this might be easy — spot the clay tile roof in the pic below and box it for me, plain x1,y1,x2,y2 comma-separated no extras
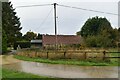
42,35,81,46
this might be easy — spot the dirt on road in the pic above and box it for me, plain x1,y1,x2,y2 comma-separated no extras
0,55,21,65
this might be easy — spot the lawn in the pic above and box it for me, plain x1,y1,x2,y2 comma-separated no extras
2,68,61,80
14,55,119,66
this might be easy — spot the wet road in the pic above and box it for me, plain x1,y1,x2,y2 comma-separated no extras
1,55,119,78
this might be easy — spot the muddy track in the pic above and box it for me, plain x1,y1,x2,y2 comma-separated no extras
0,55,21,65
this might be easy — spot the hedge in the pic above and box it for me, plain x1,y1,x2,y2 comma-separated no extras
14,41,31,50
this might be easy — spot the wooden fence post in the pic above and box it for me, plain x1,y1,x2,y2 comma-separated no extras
47,52,49,59
84,52,87,60
35,50,37,57
103,51,106,61
64,51,66,59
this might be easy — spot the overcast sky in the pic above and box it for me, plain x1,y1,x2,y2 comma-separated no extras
9,0,119,35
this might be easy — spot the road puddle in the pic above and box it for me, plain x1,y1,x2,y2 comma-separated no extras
2,55,119,78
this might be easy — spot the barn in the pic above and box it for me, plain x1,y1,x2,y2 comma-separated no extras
42,35,81,46
31,35,81,48
31,40,42,48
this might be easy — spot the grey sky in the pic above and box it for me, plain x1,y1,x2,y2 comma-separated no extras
9,0,119,35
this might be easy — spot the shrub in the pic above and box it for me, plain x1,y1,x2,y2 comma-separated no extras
85,35,116,48
14,41,31,50
85,36,97,47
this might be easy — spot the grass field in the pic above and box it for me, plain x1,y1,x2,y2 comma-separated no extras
2,68,61,80
14,55,119,66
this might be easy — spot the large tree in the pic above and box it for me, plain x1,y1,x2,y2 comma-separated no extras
23,31,37,41
2,2,22,46
80,16,113,37
2,30,7,53
78,16,118,47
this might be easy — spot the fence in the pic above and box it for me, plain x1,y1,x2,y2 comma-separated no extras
16,49,120,61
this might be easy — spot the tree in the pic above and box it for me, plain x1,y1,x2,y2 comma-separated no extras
2,30,7,53
23,31,37,41
78,16,117,48
85,35,115,47
2,2,22,46
118,27,120,32
76,31,81,35
36,33,42,39
117,28,120,42
80,16,112,37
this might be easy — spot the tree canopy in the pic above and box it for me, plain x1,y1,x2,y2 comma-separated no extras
2,2,22,46
80,16,113,37
23,31,37,41
36,33,42,39
2,30,7,53
77,16,119,48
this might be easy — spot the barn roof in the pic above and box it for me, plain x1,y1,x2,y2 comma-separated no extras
42,35,81,45
31,40,42,43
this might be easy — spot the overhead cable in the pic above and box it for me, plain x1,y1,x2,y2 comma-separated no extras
15,4,52,8
58,4,119,16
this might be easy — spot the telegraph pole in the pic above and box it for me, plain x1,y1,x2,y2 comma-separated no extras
53,3,57,50
54,3,57,36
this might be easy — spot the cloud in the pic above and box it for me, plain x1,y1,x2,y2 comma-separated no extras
10,0,118,35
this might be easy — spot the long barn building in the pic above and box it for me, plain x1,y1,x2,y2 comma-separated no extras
31,35,81,48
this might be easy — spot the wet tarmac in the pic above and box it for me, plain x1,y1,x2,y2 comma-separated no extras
1,55,119,78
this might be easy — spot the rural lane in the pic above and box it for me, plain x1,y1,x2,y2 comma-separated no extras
1,55,119,78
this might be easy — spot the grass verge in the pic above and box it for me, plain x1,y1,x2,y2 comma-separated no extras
2,68,61,80
14,55,119,66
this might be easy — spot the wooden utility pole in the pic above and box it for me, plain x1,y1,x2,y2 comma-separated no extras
54,3,57,50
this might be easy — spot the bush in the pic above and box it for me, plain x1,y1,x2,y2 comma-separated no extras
14,41,31,50
85,36,97,47
85,35,116,48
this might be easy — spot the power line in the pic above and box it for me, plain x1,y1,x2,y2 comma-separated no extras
15,3,119,16
15,4,52,8
58,4,119,16
35,8,53,31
